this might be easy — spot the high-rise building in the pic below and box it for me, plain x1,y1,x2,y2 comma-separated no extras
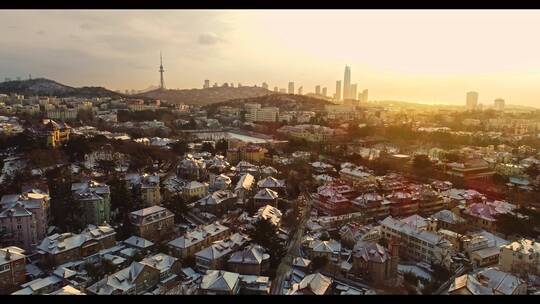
343,66,351,100
203,80,210,89
288,82,295,94
362,89,368,103
298,86,303,95
274,86,279,92
466,91,479,111
350,84,358,101
335,81,342,101
322,87,327,97
262,82,269,90
315,85,321,95
494,98,505,111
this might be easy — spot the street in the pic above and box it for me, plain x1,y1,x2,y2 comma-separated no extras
270,192,313,294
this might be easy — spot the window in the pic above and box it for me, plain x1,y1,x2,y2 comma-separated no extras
0,264,10,272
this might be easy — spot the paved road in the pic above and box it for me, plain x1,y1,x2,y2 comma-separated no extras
270,192,313,294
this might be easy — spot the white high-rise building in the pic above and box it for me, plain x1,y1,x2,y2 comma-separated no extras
343,66,351,100
350,84,358,101
298,86,303,95
203,80,210,88
362,89,368,103
288,82,295,94
322,87,327,97
466,91,479,111
494,98,505,111
335,80,342,101
315,85,321,95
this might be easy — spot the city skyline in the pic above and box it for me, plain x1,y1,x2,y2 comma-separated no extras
2,10,540,106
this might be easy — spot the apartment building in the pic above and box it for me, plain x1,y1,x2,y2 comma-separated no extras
167,222,230,259
71,180,111,226
129,206,174,243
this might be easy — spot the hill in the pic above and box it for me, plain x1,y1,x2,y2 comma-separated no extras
135,86,272,105
206,93,334,111
0,78,125,98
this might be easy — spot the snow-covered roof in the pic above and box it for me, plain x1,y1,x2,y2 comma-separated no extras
200,270,239,292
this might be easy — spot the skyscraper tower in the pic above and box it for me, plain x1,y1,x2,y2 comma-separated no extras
335,80,342,101
350,84,358,101
322,87,327,97
343,65,351,100
298,86,303,95
288,82,295,94
315,85,321,95
203,80,210,88
159,52,165,90
466,91,478,111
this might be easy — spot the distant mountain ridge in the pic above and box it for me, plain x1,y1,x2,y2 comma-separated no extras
135,86,273,105
0,78,125,98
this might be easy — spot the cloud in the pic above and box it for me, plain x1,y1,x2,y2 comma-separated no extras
198,32,222,45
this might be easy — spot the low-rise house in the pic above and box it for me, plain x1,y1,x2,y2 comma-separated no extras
462,201,515,232
125,173,162,207
429,209,466,231
198,270,240,295
12,275,63,295
448,267,527,295
351,240,398,284
123,236,154,251
306,239,342,264
499,238,540,276
168,223,230,259
178,155,207,180
227,244,270,276
0,246,26,294
129,206,174,243
209,173,232,191
87,261,161,295
195,233,250,271
141,253,182,292
287,273,333,295
257,176,286,193
71,179,111,226
182,181,208,200
37,224,116,268
253,188,279,209
255,205,282,227
195,190,237,216
234,173,255,202
48,285,85,295
238,274,271,295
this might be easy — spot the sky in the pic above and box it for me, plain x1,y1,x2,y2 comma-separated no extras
2,10,540,107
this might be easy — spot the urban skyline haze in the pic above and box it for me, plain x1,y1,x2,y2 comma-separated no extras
1,10,540,106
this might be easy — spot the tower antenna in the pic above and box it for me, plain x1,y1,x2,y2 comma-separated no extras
159,51,165,90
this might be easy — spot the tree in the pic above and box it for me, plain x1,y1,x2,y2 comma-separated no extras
162,194,189,223
215,139,228,154
248,218,285,268
169,141,188,156
102,259,117,275
201,142,215,154
526,163,540,179
84,262,102,283
319,231,330,241
310,256,329,271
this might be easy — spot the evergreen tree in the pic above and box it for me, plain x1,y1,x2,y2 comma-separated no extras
248,218,285,268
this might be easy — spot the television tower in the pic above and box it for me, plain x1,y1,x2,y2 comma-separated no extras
159,51,165,90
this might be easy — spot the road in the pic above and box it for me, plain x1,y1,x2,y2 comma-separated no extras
270,192,313,294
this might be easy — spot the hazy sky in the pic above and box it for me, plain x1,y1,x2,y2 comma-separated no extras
2,10,540,106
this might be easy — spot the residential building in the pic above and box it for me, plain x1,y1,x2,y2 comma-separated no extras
380,216,453,265
234,173,255,202
499,238,540,276
466,91,479,111
198,270,241,295
71,179,111,226
195,190,237,216
253,188,279,209
87,261,161,295
351,240,398,284
288,273,333,295
182,181,208,200
227,145,267,164
167,223,230,259
32,119,71,148
129,206,175,243
448,267,526,295
255,205,282,227
125,173,162,207
37,224,116,268
0,246,26,294
194,233,250,271
227,244,270,276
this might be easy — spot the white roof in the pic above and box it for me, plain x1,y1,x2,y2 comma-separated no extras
254,188,279,200
297,273,332,295
123,236,154,249
200,270,239,292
